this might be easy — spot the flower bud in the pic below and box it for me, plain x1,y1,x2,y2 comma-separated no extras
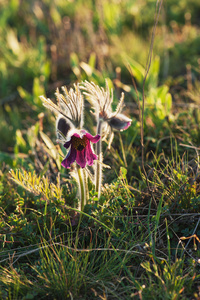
107,114,132,131
56,116,74,142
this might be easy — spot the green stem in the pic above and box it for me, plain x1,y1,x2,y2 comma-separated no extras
83,169,89,204
75,166,85,248
77,166,85,211
95,118,103,198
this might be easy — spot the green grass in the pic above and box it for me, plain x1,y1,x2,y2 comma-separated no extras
1,0,200,299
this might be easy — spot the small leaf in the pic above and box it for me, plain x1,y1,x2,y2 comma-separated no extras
80,62,93,77
40,131,61,170
119,167,127,179
70,52,80,77
88,52,96,68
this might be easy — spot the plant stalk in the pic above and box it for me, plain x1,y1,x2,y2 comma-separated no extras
95,118,103,198
77,166,85,211
83,169,89,204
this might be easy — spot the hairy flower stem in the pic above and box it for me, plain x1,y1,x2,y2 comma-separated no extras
83,169,89,203
95,119,103,198
77,166,85,211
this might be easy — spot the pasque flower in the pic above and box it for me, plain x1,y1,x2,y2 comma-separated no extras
106,113,131,132
40,80,130,207
81,80,132,133
40,84,100,169
61,129,100,169
81,80,132,198
40,84,101,210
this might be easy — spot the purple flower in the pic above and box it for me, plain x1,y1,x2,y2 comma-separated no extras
107,114,132,131
61,130,100,169
81,80,132,135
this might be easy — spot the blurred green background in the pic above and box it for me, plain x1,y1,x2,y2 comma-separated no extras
1,0,200,160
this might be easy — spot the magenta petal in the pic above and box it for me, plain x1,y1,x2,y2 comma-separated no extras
63,140,71,149
73,133,81,138
86,143,98,166
76,149,86,168
61,147,77,169
123,121,131,130
85,133,101,143
62,131,99,169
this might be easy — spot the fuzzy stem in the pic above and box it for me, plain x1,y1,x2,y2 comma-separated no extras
95,118,103,198
77,166,85,211
83,169,89,204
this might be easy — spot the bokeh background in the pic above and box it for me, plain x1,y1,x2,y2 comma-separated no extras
1,0,200,154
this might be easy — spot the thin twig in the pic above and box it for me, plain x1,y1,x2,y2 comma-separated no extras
181,216,200,257
141,0,163,206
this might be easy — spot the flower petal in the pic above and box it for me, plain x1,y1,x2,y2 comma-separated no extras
73,133,81,138
61,147,77,168
86,143,98,166
85,133,101,143
76,149,87,168
63,131,81,149
123,121,131,130
61,131,99,169
63,140,71,149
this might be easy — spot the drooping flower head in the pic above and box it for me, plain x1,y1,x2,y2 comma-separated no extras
81,80,132,132
61,129,100,169
81,80,132,149
107,114,132,131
